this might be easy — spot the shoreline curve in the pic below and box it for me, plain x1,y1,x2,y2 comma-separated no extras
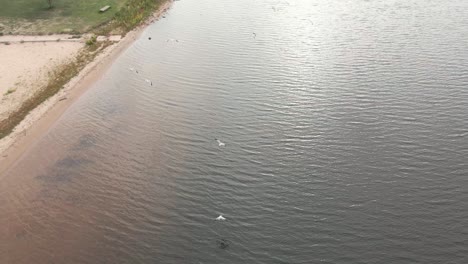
0,0,174,175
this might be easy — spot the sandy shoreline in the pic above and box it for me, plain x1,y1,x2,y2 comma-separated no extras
0,0,173,175
0,41,83,121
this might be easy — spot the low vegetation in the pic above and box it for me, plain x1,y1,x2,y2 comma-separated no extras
114,0,165,32
95,0,166,35
0,0,126,34
4,88,16,96
0,0,166,35
85,35,97,45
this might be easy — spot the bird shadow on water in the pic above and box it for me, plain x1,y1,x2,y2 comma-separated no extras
14,229,29,240
71,133,97,151
216,238,231,249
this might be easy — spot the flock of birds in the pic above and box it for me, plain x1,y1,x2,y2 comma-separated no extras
215,139,226,222
128,67,154,86
128,37,182,86
125,2,306,247
130,61,230,236
214,138,227,248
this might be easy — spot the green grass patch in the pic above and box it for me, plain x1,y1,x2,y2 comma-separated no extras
0,0,127,34
93,0,166,35
114,0,165,32
0,0,167,35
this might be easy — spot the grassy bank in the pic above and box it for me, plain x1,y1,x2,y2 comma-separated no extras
0,0,166,35
96,0,167,35
115,0,166,32
0,0,126,35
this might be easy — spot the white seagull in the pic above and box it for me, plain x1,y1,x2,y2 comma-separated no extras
145,79,153,86
215,138,225,147
215,215,226,221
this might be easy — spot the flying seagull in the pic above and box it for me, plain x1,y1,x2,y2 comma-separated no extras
215,139,225,147
215,215,226,221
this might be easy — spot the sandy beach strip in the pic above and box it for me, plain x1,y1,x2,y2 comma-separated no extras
0,0,174,174
0,41,84,120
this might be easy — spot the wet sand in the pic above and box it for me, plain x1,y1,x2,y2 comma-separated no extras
0,0,174,175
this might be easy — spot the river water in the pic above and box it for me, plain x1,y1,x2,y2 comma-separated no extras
1,0,468,263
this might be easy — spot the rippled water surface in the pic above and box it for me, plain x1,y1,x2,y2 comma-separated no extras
2,0,468,263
